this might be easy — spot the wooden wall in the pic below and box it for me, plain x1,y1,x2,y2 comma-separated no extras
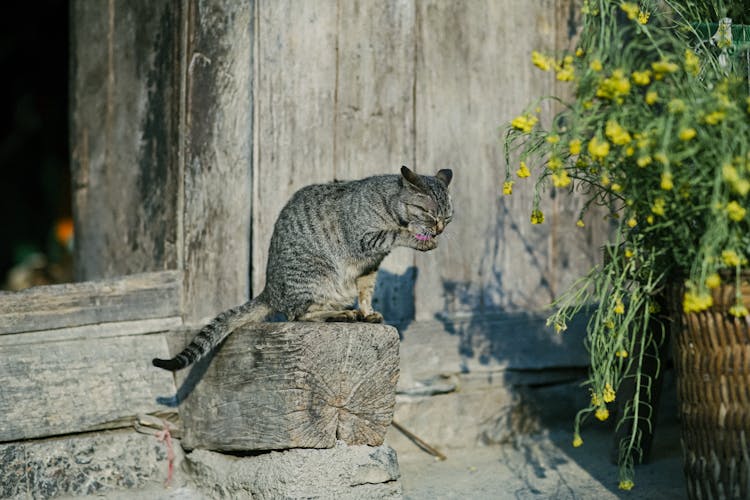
69,0,605,325
251,0,607,322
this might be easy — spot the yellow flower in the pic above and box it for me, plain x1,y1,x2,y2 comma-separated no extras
556,64,575,82
637,156,652,167
603,383,616,403
652,58,680,78
722,250,741,267
569,139,582,155
572,434,583,448
651,197,666,215
726,201,746,221
576,47,585,57
730,304,749,317
683,290,714,313
503,181,514,195
723,163,740,183
626,217,637,228
511,114,538,133
596,69,631,100
679,128,697,141
704,110,726,125
624,248,634,258
531,50,553,71
546,134,560,144
613,299,625,315
576,219,585,227
705,274,721,289
588,137,610,160
660,172,673,190
605,120,632,145
590,59,603,72
620,2,639,20
548,156,563,169
517,162,531,178
615,349,628,358
611,183,623,193
654,152,669,165
645,90,659,105
734,179,750,196
684,49,700,76
590,391,601,407
601,174,611,186
595,406,609,421
631,70,651,86
646,215,654,224
619,480,635,491
531,210,545,224
638,10,650,24
552,170,572,188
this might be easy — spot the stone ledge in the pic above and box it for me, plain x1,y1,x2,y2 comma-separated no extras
185,442,402,499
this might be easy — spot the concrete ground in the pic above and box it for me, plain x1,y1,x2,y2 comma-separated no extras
398,421,684,499
397,379,686,500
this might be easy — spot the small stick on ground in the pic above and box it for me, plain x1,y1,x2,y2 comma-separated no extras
391,420,447,461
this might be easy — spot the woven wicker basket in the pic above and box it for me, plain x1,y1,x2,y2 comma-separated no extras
673,278,750,499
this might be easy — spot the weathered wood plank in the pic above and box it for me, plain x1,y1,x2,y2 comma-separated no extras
0,333,175,442
174,323,399,451
0,271,181,335
252,0,338,296
334,0,418,324
182,0,254,324
70,0,181,280
413,0,603,319
0,317,181,347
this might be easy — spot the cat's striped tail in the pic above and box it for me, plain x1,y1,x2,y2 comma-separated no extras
152,296,274,371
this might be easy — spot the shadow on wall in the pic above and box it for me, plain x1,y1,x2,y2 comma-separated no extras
373,267,417,335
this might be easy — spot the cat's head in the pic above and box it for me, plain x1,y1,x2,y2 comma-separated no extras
398,166,454,243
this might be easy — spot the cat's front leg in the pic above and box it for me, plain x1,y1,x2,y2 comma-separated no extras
356,271,384,323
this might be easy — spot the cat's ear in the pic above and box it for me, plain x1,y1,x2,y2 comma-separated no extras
400,165,426,192
436,169,453,187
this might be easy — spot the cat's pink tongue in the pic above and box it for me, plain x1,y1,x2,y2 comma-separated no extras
415,233,432,241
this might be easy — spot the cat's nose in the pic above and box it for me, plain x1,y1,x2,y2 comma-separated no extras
436,220,445,234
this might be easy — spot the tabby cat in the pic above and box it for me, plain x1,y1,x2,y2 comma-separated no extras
152,166,453,371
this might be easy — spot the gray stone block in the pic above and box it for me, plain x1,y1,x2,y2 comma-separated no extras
185,442,402,499
0,429,185,499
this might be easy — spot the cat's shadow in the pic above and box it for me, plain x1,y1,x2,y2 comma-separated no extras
156,348,217,407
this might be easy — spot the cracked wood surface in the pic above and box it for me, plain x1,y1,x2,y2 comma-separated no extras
171,322,399,451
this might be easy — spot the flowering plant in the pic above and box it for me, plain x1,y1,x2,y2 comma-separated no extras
504,0,750,490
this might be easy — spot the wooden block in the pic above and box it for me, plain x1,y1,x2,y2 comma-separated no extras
176,323,400,451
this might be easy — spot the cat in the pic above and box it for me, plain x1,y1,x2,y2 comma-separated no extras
152,166,453,371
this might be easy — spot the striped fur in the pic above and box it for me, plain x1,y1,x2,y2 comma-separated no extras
152,166,453,371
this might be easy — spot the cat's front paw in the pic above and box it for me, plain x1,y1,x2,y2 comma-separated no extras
363,311,384,323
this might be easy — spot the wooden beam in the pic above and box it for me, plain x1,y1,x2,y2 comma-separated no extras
0,332,176,442
0,271,182,335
